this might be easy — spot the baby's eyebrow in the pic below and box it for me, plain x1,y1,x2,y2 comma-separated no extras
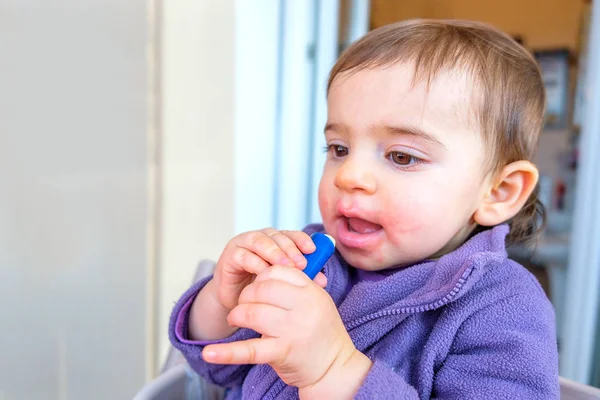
325,122,446,149
381,124,446,149
324,122,346,134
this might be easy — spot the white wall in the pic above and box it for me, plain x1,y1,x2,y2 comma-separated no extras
158,0,236,366
0,1,151,399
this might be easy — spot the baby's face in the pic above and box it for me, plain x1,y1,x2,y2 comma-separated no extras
319,64,490,270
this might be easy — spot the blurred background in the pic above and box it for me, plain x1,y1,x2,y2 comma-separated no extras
1,0,599,398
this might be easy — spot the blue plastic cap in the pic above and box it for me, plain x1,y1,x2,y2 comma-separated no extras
302,232,336,280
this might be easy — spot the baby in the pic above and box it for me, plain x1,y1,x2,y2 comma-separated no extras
170,19,558,399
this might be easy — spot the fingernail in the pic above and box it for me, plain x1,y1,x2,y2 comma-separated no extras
203,351,218,361
281,258,293,266
294,255,306,265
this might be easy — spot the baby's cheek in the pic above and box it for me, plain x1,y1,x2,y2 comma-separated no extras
385,210,423,235
383,190,453,246
383,194,433,234
318,191,332,217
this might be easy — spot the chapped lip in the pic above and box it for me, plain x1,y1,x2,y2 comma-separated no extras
336,205,380,225
333,208,385,249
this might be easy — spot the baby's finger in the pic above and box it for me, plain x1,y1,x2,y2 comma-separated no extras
253,265,310,287
236,230,294,267
279,231,317,270
237,279,302,310
280,230,316,255
229,245,271,275
227,303,287,337
313,272,328,288
262,229,306,268
203,337,281,365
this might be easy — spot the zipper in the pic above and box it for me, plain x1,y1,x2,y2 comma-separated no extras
345,262,475,330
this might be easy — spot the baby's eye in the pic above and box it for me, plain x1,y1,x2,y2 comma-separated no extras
325,144,349,158
388,151,419,166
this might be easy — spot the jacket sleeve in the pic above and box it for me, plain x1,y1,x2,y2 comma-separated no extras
354,360,419,399
432,291,560,399
168,277,260,388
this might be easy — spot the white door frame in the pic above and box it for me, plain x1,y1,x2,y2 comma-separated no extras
560,0,600,384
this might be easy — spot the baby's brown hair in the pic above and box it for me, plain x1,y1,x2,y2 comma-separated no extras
328,19,546,244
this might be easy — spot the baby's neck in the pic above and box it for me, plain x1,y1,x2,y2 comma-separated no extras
426,222,478,260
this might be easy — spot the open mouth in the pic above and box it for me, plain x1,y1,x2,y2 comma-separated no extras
336,216,384,249
346,217,383,234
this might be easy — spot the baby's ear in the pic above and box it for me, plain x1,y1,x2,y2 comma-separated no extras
474,161,539,227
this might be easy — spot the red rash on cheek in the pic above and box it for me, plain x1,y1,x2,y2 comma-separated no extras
381,195,426,235
318,192,331,214
384,213,424,237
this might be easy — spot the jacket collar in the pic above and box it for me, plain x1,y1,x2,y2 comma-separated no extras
305,224,509,328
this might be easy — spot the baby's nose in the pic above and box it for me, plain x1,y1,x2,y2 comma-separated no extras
333,158,377,194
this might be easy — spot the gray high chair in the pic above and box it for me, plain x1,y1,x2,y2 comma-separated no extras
133,260,600,400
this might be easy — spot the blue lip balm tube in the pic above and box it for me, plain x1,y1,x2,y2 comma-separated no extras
302,232,336,280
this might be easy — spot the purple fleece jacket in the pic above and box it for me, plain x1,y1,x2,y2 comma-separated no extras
169,224,559,399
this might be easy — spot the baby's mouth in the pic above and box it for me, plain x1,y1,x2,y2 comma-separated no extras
347,217,383,234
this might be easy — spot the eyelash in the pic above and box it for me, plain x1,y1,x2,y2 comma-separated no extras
322,145,425,169
323,145,348,157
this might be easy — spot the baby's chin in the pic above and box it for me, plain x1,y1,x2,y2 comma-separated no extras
338,247,418,271
336,236,459,270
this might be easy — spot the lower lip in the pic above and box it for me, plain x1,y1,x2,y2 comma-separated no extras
335,217,384,249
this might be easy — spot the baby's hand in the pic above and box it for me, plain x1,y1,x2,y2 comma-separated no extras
213,229,326,311
202,266,368,397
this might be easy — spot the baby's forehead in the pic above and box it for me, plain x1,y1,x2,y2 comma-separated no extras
329,64,480,132
422,67,481,130
412,66,478,110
